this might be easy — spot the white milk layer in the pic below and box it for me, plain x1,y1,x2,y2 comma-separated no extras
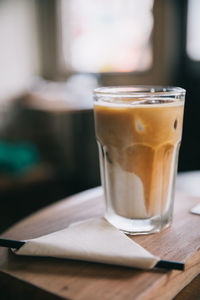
104,152,177,219
105,163,149,219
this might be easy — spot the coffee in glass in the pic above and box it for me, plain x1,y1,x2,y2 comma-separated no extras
94,86,185,234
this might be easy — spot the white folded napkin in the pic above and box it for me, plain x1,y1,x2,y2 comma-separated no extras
14,217,159,269
190,203,200,215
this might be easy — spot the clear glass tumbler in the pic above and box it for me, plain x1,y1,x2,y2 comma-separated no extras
93,86,185,234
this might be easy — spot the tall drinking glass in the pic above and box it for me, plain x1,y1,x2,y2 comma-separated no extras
93,86,185,234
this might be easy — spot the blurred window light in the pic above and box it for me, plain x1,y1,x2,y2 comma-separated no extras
61,0,154,73
187,0,200,61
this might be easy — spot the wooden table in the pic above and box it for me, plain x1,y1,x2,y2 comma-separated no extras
0,178,200,299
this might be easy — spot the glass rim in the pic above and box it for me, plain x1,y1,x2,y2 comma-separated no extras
93,86,186,98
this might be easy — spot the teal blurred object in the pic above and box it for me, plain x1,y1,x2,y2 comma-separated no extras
0,141,40,176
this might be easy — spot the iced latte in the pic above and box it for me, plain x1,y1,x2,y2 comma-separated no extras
94,87,185,234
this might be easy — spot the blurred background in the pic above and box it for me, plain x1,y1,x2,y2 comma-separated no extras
0,0,199,232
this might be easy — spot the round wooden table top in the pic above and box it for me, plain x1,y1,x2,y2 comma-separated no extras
0,173,200,299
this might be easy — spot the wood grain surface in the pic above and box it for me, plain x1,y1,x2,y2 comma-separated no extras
0,187,200,300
